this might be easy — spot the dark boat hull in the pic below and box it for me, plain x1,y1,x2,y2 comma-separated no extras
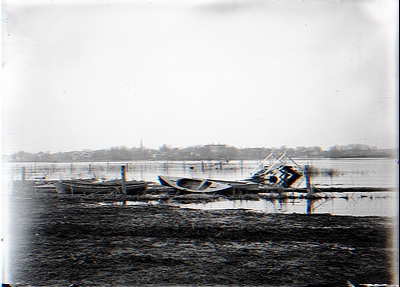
210,179,260,194
55,179,147,195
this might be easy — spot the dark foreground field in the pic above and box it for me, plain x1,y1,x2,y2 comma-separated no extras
5,182,398,287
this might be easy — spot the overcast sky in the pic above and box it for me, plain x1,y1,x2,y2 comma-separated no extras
2,0,398,154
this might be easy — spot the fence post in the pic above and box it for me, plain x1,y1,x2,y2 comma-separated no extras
21,167,26,181
304,165,314,195
306,198,313,214
121,165,126,194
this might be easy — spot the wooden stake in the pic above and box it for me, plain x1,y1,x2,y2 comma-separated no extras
304,165,314,195
306,198,313,214
121,165,126,194
21,167,26,181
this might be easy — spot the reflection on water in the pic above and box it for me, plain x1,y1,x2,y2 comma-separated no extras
105,192,396,217
99,200,161,206
170,192,395,217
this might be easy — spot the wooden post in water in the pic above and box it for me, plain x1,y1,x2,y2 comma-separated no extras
120,165,126,194
306,198,313,214
304,165,314,195
21,167,26,181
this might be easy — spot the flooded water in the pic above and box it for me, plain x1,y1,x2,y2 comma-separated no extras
171,192,395,217
4,158,398,187
3,158,398,217
100,191,394,217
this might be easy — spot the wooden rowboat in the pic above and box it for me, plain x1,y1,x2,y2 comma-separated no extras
158,175,233,195
210,179,260,193
55,179,147,195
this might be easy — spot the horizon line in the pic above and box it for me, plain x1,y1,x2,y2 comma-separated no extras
3,143,397,155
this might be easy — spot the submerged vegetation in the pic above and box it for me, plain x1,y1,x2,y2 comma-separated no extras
4,143,395,162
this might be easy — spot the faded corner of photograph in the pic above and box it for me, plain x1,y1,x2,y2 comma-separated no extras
1,0,399,286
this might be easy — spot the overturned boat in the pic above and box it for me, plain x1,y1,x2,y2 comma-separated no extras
55,179,148,195
158,175,233,195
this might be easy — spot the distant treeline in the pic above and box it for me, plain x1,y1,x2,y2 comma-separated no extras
3,144,396,163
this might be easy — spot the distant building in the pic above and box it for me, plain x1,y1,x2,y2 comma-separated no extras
205,144,226,153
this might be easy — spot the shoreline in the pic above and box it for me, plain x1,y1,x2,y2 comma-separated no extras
4,184,398,286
